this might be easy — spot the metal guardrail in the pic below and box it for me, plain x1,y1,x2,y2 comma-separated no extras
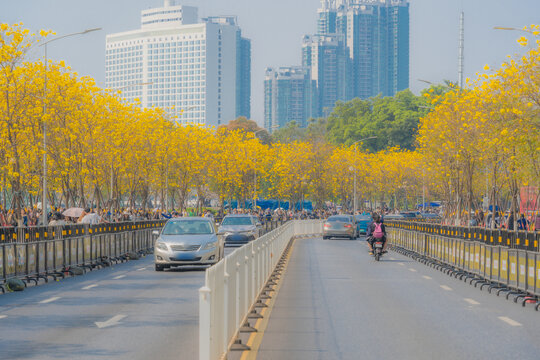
0,220,166,292
199,220,323,360
386,220,540,252
0,220,168,243
388,226,540,300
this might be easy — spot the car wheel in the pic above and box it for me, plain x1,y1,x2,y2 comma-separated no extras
155,264,164,271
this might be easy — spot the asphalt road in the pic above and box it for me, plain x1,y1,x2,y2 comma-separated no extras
256,236,540,360
0,248,238,360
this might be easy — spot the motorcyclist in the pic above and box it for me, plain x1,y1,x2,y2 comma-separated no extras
367,213,387,256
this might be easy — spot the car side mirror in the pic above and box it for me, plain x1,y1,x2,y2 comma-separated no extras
256,222,262,227
152,230,160,236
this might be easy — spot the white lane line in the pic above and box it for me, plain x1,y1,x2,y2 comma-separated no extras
137,267,146,271
398,263,405,266
498,316,522,327
95,314,127,329
464,298,480,305
440,285,453,291
422,275,432,280
39,296,61,304
113,275,126,280
390,257,396,260
0,315,7,319
408,268,417,272
82,284,98,290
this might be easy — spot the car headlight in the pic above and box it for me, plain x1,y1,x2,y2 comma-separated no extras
155,242,168,251
203,241,217,250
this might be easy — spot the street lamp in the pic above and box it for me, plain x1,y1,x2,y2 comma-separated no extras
351,136,377,214
252,129,265,211
39,27,101,225
493,26,535,33
111,82,153,92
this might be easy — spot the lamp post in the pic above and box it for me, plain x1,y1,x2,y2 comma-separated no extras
39,27,101,225
252,129,265,211
493,26,535,33
351,136,377,214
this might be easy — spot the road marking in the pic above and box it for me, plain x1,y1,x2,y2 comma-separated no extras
440,285,453,291
464,298,480,305
39,296,61,304
113,275,126,280
408,268,417,272
422,276,432,280
0,315,7,319
390,257,396,260
82,284,98,290
95,314,127,329
137,267,146,271
498,316,522,327
398,263,405,266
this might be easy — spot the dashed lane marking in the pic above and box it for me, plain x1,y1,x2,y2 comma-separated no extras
95,315,127,329
440,285,453,291
82,284,98,290
137,267,146,271
390,257,396,260
464,298,480,305
39,296,61,304
0,315,7,319
113,275,126,280
422,275,432,280
409,268,417,272
498,316,522,327
398,263,405,266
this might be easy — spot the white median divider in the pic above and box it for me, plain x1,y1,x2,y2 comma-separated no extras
199,220,322,360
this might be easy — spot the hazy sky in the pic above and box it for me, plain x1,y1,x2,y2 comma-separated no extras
3,0,539,125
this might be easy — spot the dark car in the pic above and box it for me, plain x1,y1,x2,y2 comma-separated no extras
218,215,261,246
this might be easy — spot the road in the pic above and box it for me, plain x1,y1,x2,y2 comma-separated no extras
256,236,540,360
0,248,234,360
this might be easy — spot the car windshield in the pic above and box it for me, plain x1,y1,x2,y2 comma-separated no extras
162,220,213,235
221,217,253,226
327,216,351,223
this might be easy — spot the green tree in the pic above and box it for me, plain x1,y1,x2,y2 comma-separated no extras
326,89,429,152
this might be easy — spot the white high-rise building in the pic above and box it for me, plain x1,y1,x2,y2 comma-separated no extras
105,0,251,126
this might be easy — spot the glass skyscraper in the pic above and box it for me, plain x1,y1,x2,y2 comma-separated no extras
105,0,251,126
302,34,348,118
264,67,316,132
317,0,410,99
264,0,409,131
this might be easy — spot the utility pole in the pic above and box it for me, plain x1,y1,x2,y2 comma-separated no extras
458,11,465,89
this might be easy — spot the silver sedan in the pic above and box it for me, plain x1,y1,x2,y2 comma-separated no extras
153,218,224,271
323,215,357,240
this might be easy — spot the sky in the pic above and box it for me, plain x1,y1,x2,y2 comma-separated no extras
2,0,540,126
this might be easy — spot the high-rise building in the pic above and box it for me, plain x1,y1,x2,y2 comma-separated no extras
105,0,251,126
317,0,409,99
264,67,316,132
302,34,348,118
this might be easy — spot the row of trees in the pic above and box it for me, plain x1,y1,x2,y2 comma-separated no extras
1,23,538,223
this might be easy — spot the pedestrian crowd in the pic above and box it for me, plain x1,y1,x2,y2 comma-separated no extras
1,205,539,232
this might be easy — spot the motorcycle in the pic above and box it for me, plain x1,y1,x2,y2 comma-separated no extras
373,240,384,261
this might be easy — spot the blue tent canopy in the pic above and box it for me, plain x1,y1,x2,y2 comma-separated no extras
416,202,441,207
224,199,313,211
